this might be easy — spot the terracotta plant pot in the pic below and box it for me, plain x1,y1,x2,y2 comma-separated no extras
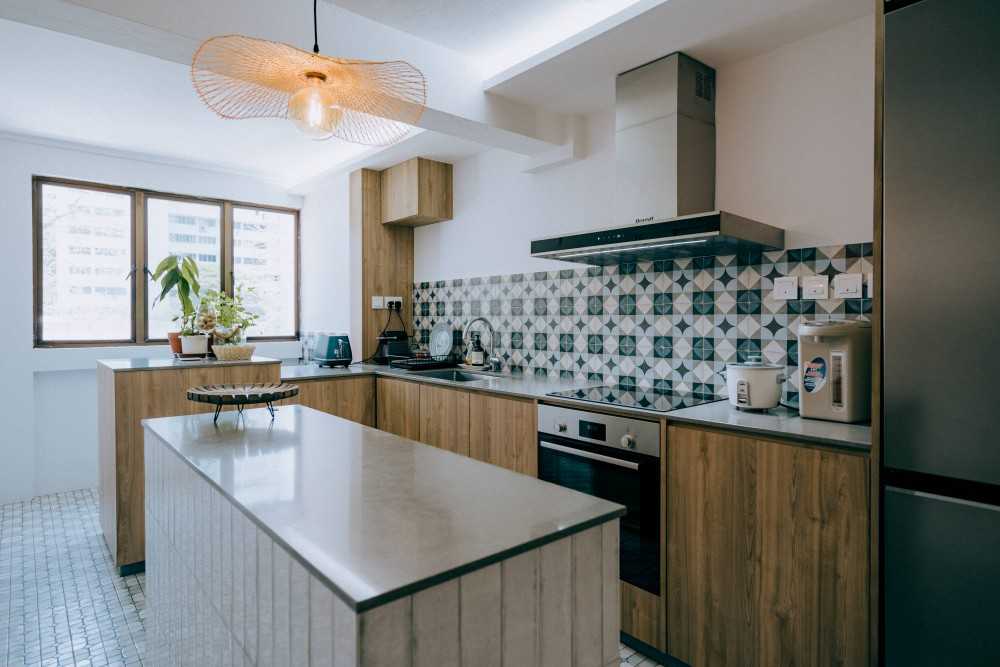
167,332,182,354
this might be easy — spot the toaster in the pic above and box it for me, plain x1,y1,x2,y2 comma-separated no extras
313,333,352,368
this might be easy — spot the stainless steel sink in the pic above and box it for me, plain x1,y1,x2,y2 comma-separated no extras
411,369,491,382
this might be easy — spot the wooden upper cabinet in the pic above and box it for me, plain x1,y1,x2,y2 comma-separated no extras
665,424,869,667
380,157,453,226
376,377,421,440
469,393,537,476
418,383,470,456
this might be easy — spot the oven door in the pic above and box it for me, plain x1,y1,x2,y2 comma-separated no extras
538,433,660,595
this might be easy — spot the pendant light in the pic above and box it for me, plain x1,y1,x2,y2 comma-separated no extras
191,0,426,145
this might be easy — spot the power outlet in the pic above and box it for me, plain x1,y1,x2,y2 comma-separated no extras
386,296,403,311
802,275,829,300
773,276,798,300
833,273,863,298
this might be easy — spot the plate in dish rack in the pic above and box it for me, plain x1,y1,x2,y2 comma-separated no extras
428,322,453,359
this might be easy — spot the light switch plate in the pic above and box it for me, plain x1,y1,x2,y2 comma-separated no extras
833,273,863,298
773,276,798,300
802,275,829,300
371,296,385,309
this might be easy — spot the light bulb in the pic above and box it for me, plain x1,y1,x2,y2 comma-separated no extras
287,75,342,140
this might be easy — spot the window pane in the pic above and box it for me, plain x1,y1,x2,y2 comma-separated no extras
233,207,297,337
39,184,133,341
146,198,222,339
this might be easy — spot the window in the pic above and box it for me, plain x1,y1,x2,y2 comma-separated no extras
233,207,297,338
36,182,134,343
33,177,299,346
146,197,222,340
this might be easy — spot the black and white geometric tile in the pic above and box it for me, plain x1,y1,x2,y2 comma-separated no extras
414,244,873,404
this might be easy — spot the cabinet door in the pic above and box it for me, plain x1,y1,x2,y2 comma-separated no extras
294,377,375,426
376,377,420,439
419,384,470,455
469,393,537,475
665,425,869,667
666,426,760,666
757,440,868,667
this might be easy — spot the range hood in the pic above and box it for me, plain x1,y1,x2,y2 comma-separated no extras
531,53,784,265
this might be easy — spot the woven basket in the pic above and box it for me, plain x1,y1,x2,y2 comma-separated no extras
212,344,255,361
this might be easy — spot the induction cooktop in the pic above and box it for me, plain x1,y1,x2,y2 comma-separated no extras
547,383,721,413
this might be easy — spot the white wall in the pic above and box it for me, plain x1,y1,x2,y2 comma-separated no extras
299,170,352,336
415,16,874,282
0,134,316,504
416,112,617,281
716,15,874,249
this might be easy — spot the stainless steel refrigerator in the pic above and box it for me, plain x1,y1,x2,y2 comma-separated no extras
883,0,1000,665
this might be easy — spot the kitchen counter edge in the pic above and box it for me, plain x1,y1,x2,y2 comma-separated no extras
99,356,281,372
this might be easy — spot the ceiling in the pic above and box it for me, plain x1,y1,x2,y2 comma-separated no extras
0,18,485,189
0,0,874,189
332,0,651,76
484,0,874,114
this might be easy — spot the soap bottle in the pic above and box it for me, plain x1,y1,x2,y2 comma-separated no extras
469,333,485,366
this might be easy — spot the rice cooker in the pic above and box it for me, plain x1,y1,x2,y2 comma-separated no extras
725,357,785,410
797,319,872,423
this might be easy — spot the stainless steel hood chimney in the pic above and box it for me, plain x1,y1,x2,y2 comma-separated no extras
531,53,784,265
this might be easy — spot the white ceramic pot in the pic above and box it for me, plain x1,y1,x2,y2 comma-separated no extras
180,334,209,355
725,357,785,409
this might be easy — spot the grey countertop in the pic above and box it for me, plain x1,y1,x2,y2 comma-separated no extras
666,401,872,450
142,405,625,612
280,361,871,450
98,356,280,372
280,362,593,400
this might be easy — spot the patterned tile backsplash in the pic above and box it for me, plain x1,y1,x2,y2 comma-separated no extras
413,244,873,404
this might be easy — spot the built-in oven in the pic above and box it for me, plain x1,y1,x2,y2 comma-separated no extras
537,404,661,595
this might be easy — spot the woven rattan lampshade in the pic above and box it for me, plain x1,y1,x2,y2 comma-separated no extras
191,34,426,145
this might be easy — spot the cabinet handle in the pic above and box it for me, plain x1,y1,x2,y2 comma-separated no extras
540,441,639,470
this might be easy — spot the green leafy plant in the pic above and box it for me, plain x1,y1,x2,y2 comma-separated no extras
200,286,260,343
150,255,201,327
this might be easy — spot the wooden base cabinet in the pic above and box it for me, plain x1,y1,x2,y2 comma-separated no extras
376,377,421,440
418,383,471,456
292,376,375,426
375,378,539,478
98,360,280,572
665,425,869,667
469,393,538,476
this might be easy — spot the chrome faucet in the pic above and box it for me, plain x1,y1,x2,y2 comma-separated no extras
462,317,502,371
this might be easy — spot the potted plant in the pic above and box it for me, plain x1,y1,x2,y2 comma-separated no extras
177,309,210,355
201,286,260,360
150,255,201,354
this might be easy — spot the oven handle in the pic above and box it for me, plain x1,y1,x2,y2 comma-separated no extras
540,440,640,471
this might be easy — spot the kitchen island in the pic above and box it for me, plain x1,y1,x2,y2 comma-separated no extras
142,405,623,667
98,355,281,573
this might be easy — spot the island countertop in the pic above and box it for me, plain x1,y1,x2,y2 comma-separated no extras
142,405,624,612
99,355,280,372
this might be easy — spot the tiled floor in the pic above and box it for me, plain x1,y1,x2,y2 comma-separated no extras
1,489,663,667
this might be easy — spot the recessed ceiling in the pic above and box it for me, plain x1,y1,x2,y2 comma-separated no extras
332,0,652,76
